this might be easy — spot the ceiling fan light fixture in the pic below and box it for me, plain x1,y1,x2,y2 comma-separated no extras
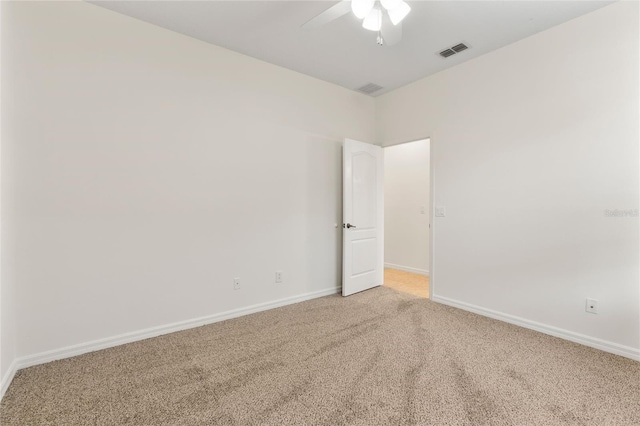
362,6,382,31
380,0,401,11
387,0,411,25
352,0,375,20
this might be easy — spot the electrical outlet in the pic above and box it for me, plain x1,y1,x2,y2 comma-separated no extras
586,298,598,314
233,277,240,290
275,271,283,283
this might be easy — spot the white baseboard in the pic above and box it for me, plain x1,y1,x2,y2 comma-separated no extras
432,295,640,361
0,358,18,402
14,286,341,373
384,263,429,276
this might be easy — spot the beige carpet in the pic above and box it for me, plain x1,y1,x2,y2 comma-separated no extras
2,287,639,425
384,268,429,299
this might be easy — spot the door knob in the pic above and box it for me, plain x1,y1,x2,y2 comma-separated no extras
346,223,356,229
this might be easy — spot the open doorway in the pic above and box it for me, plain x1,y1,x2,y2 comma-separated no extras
383,138,431,298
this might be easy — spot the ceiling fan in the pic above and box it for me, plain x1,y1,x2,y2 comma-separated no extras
302,0,411,46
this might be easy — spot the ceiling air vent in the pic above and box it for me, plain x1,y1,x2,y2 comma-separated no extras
451,43,468,53
356,83,384,95
439,48,456,58
439,42,470,58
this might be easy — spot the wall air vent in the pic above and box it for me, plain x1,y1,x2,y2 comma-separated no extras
356,83,384,95
439,42,470,58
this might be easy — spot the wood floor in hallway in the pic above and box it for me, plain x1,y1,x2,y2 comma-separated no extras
383,268,429,299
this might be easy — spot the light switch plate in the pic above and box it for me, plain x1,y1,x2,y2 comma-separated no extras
435,206,446,217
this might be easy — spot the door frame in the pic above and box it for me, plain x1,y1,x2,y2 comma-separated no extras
382,137,434,299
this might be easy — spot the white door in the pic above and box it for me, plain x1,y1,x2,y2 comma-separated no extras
342,139,384,296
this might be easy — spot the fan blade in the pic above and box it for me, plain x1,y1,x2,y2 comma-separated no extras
302,0,352,30
380,13,402,46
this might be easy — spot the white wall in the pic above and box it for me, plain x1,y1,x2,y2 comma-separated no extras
2,1,374,361
377,1,639,358
0,0,19,397
384,139,430,274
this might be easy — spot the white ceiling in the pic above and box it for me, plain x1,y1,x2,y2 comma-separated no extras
91,1,613,96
